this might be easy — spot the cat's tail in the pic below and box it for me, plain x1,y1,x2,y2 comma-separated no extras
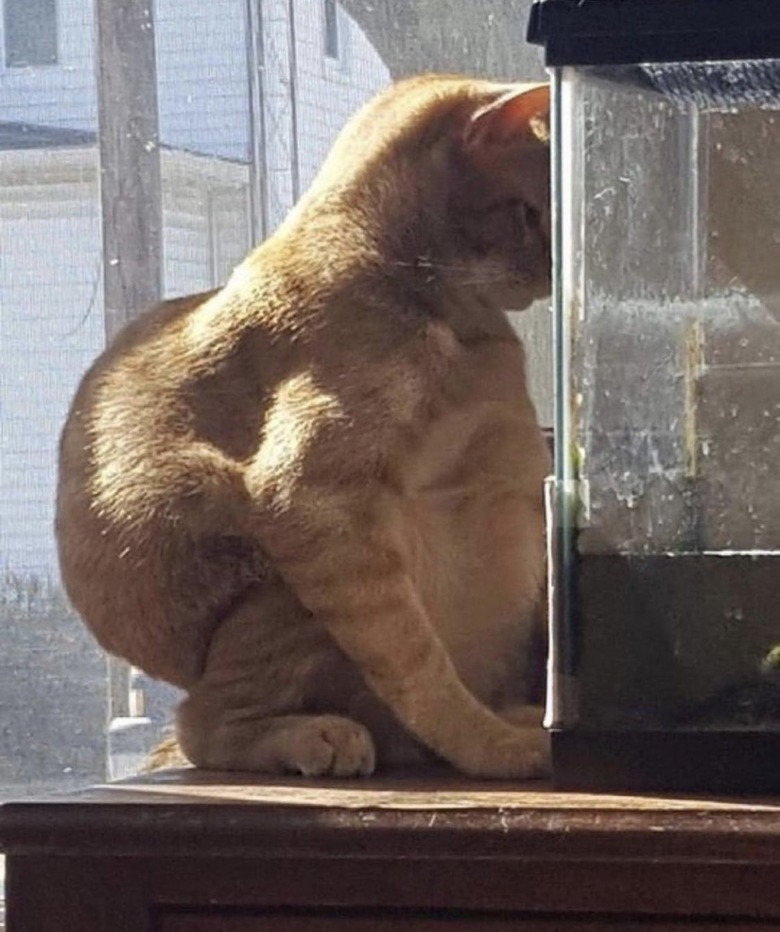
140,730,191,773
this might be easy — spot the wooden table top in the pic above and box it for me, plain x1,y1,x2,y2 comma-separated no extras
3,768,780,861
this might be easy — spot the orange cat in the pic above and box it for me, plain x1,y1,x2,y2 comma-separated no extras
56,75,552,778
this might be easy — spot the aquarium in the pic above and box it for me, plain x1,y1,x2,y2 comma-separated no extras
529,0,780,791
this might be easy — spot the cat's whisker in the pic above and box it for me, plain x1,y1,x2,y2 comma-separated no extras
389,260,507,277
457,278,511,288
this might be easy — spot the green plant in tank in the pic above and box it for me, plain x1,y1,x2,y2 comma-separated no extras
569,440,584,478
760,645,780,678
682,643,780,727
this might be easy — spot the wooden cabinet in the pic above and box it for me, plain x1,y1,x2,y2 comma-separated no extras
2,771,780,931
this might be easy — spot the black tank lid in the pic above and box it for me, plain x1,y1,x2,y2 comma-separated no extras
527,0,780,66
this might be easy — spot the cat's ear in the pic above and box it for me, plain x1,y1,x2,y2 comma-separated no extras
463,84,550,152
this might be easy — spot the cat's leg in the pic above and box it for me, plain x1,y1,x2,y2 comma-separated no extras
178,708,376,776
495,703,548,768
498,703,547,728
175,583,376,776
257,489,550,779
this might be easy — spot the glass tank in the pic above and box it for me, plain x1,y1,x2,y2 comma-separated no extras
530,0,780,791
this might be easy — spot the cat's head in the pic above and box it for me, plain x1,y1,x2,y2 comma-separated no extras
301,75,551,312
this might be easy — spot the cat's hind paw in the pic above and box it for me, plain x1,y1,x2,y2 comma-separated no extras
282,714,377,777
177,708,377,777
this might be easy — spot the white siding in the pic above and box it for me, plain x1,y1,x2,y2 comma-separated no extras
163,178,212,297
211,184,252,283
0,0,96,130
161,151,252,296
163,212,212,297
0,202,104,576
155,0,251,161
295,0,390,192
261,0,390,230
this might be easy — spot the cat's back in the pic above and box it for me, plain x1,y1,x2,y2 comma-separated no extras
58,287,234,529
60,288,217,457
55,283,272,684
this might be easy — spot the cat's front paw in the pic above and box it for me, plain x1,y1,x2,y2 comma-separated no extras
498,702,546,729
281,714,377,777
457,722,550,780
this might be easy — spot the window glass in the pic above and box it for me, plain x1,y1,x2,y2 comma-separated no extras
0,3,547,914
